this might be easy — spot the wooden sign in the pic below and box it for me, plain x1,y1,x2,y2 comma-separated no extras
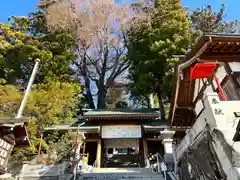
101,125,142,139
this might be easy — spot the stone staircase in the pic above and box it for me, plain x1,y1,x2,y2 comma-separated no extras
77,168,164,180
104,154,141,168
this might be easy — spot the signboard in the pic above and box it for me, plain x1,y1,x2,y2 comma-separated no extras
101,125,142,139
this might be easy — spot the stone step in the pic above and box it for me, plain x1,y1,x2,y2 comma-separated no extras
90,168,153,173
78,168,164,180
77,167,165,180
78,173,164,180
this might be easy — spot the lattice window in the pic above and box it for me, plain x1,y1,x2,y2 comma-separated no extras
0,138,13,168
237,76,240,85
222,79,239,100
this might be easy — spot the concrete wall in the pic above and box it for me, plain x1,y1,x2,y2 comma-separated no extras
176,93,240,180
18,163,71,180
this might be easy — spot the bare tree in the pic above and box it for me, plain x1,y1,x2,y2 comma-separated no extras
41,0,141,109
105,83,128,109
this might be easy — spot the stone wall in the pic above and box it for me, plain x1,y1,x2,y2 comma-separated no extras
18,163,72,180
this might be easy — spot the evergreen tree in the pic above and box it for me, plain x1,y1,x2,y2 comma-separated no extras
190,4,240,34
127,0,190,120
0,14,82,162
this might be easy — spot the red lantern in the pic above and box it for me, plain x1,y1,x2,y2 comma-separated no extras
190,63,217,80
190,63,226,101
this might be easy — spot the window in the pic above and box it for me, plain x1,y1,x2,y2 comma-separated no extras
116,148,128,154
237,76,240,85
107,148,113,154
222,79,239,101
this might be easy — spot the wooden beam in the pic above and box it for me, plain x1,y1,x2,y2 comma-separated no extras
142,139,150,167
175,106,194,109
85,138,100,142
171,126,191,131
193,78,210,105
200,55,240,62
170,41,210,127
224,63,240,89
96,139,102,168
212,42,223,52
145,138,162,141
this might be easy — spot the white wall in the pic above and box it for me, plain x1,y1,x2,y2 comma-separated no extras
229,62,240,72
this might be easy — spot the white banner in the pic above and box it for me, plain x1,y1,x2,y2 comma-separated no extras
101,125,142,138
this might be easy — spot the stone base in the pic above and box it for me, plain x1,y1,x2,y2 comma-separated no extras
164,154,174,171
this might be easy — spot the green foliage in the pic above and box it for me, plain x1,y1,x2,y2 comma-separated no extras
0,83,22,117
0,13,76,85
0,21,52,84
46,131,77,163
190,4,240,34
190,4,225,33
127,0,190,117
0,82,81,160
0,14,82,162
26,82,81,129
29,11,76,83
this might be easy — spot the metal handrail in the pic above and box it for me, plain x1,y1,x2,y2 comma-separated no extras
149,153,167,180
149,153,179,180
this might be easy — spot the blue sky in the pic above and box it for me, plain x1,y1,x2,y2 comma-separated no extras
0,0,238,22
181,0,238,20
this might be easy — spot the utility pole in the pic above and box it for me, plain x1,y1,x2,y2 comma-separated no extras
16,59,40,118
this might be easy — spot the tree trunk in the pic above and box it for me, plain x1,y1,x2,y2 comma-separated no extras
97,46,108,109
97,76,106,109
97,89,106,109
85,91,95,109
80,50,95,109
157,92,165,120
84,77,95,109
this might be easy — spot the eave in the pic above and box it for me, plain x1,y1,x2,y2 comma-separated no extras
82,108,160,121
0,117,30,147
44,124,100,132
84,114,160,121
0,117,29,126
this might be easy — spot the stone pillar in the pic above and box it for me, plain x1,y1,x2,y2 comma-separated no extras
96,139,102,168
143,139,150,167
161,129,175,171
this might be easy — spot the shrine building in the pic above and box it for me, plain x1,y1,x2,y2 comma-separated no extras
0,117,30,175
45,108,175,169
